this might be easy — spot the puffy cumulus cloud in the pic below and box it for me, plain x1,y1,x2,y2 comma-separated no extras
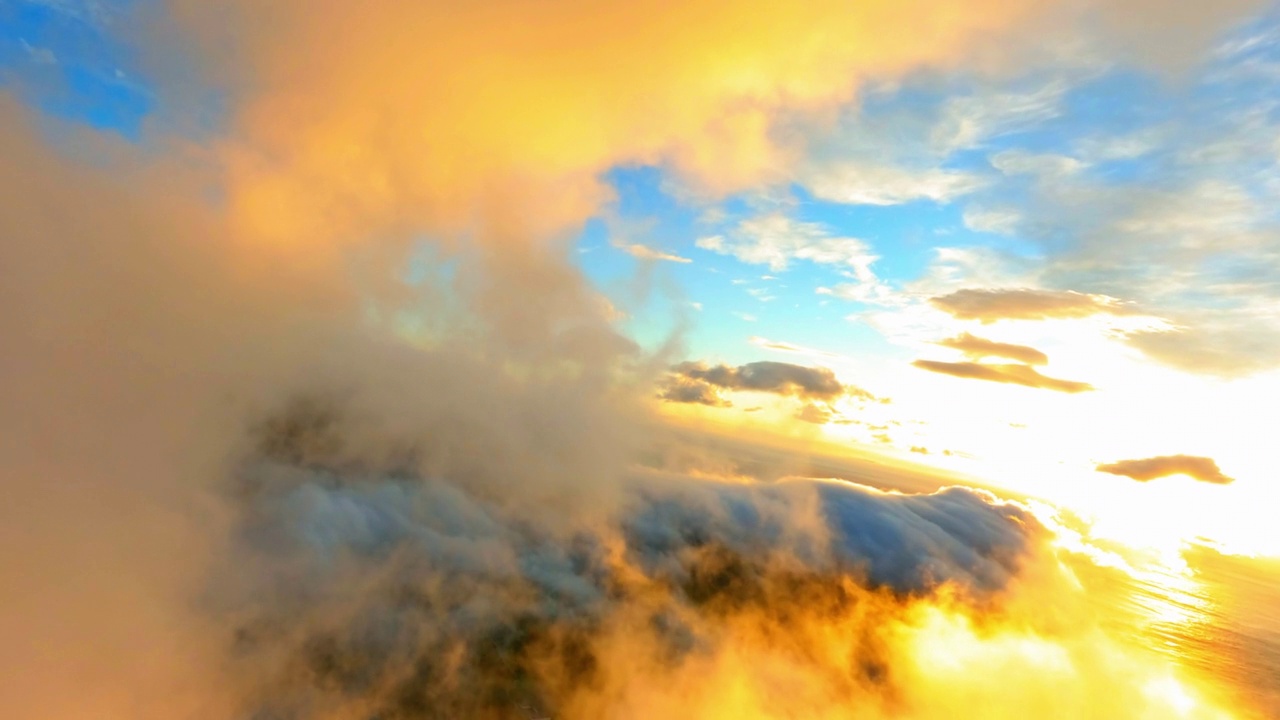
658,376,731,407
0,92,647,719
930,288,1132,323
912,360,1094,393
937,333,1050,365
659,360,878,408
1096,455,1235,485
156,0,1053,248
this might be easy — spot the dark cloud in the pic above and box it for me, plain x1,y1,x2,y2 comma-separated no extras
912,360,1094,393
930,288,1129,323
1096,455,1234,485
937,332,1049,365
661,360,880,406
657,376,731,407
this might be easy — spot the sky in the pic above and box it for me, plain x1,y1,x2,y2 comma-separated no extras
3,0,1280,718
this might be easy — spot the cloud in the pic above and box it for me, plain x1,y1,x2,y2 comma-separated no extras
936,333,1049,365
660,360,885,408
749,336,841,358
794,403,834,424
930,82,1067,152
816,281,900,306
962,208,1022,235
162,0,1055,247
1095,455,1235,485
989,149,1086,179
804,163,985,206
929,288,1130,323
658,376,731,407
213,453,1072,717
618,242,692,263
912,360,1094,393
697,214,881,275
5,0,1273,715
667,360,846,402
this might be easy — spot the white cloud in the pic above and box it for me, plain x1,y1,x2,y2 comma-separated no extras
990,150,1086,179
696,214,880,275
963,208,1022,235
816,282,901,306
805,163,985,206
931,82,1067,153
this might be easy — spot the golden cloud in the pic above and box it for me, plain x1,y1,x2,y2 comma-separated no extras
937,332,1049,365
1096,455,1234,485
930,288,1130,323
912,360,1094,393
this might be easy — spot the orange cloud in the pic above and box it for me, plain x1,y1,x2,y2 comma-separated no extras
161,0,1045,250
936,332,1049,365
1096,455,1234,485
930,288,1129,323
912,360,1093,393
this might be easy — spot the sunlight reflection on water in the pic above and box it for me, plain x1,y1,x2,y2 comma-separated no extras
1113,548,1280,719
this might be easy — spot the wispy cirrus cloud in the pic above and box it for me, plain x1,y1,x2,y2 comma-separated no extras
616,242,692,263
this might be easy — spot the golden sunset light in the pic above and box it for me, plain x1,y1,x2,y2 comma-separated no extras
2,0,1279,718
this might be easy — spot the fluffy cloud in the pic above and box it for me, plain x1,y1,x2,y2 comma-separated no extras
1095,455,1235,485
912,360,1094,393
937,333,1049,365
930,288,1131,323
